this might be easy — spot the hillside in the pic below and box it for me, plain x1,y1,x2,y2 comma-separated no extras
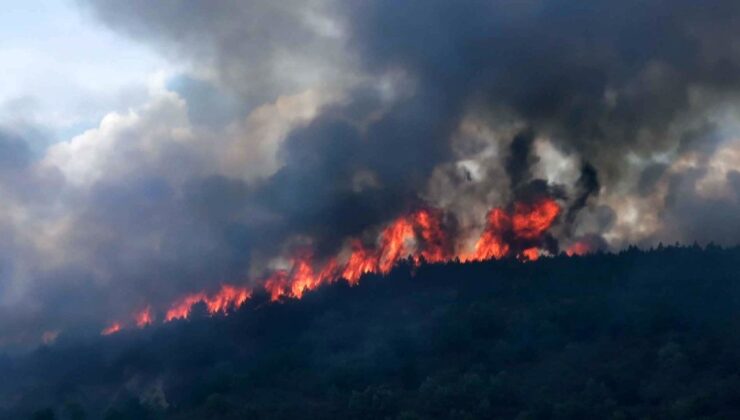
4,245,740,419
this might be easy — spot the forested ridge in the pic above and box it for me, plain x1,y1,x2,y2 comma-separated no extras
4,245,740,419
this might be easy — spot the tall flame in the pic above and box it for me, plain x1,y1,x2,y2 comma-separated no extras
413,208,450,263
512,199,561,239
467,208,511,261
341,240,379,284
263,209,452,301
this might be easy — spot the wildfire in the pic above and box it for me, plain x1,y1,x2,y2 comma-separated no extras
264,202,558,301
512,199,560,239
265,208,454,301
341,241,379,284
101,322,121,336
135,306,154,327
165,284,251,321
106,198,564,332
467,208,511,261
377,216,416,273
566,241,591,256
464,198,560,262
263,254,330,301
411,208,450,263
521,247,540,261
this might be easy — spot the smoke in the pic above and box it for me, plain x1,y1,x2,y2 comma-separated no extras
505,129,538,192
565,162,600,230
0,0,739,346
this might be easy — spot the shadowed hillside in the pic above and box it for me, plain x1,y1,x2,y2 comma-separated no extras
3,245,740,419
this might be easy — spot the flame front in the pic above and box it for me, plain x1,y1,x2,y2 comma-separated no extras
263,202,558,301
110,198,565,331
263,209,451,301
165,285,251,321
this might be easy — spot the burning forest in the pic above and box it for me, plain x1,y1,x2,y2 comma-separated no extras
0,0,738,349
3,0,740,417
101,195,569,334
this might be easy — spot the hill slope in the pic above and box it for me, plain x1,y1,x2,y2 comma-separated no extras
3,246,740,419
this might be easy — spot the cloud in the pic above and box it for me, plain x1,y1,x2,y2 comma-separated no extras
77,0,352,103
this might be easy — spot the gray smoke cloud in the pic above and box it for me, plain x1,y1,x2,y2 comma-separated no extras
0,0,739,347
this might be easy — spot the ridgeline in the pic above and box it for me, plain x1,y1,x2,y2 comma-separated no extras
4,245,740,419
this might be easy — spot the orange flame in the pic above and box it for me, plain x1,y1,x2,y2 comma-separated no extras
206,285,252,313
111,198,562,331
466,208,511,261
263,252,336,301
464,198,560,261
341,241,379,285
165,285,251,321
512,199,561,239
217,201,558,303
521,247,540,261
377,217,416,273
412,208,450,263
566,241,591,256
135,306,154,327
101,322,121,336
265,209,452,301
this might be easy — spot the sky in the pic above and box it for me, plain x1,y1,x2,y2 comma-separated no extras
1,0,740,349
0,0,175,145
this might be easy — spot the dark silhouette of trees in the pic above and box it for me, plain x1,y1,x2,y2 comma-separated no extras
2,244,740,419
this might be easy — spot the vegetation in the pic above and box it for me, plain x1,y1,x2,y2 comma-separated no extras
3,245,740,419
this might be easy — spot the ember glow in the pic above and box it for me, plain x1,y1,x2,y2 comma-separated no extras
566,241,591,256
105,198,563,333
135,306,154,327
101,323,122,336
